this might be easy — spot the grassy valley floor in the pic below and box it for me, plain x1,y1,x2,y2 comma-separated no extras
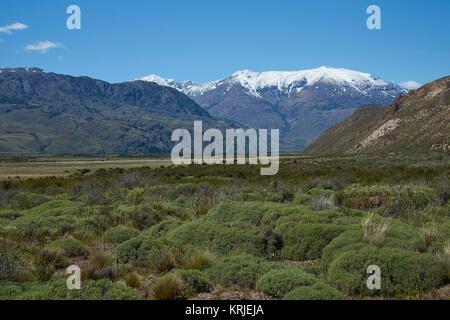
0,153,448,300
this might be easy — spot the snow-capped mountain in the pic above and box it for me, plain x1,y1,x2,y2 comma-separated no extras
135,66,406,98
134,67,407,150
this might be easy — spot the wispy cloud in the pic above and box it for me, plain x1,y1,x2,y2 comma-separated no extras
0,22,28,34
399,80,421,90
25,41,64,53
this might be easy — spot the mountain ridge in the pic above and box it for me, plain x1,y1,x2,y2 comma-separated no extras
0,67,234,154
135,66,407,150
302,76,450,155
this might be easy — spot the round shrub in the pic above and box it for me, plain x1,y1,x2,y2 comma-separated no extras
11,214,81,236
256,268,318,298
9,278,142,300
30,200,82,217
168,220,268,257
281,223,347,260
46,238,89,257
172,269,213,295
143,218,182,238
115,235,174,270
204,255,286,289
320,224,422,273
327,246,446,296
9,192,52,210
282,282,347,300
103,225,140,244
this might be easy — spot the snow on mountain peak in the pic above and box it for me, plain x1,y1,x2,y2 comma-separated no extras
134,66,400,98
228,66,389,95
134,74,177,87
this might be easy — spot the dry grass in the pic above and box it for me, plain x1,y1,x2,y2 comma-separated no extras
181,252,210,270
125,271,141,289
0,155,171,179
362,212,389,246
310,194,336,211
419,225,439,249
152,274,184,300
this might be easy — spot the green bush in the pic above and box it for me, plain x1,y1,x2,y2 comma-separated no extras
327,246,446,296
168,220,269,257
103,225,139,244
9,192,52,210
282,282,347,300
204,255,286,289
320,221,423,272
29,200,83,217
172,269,213,295
10,215,81,236
293,193,311,205
0,278,142,300
0,251,18,281
281,224,347,260
46,238,89,257
115,234,174,270
0,209,25,220
256,268,318,298
143,218,182,238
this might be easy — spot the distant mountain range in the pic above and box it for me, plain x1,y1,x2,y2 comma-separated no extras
302,76,450,155
0,68,234,154
135,66,407,150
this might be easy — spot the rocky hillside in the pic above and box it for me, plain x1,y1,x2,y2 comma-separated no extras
0,68,232,154
136,67,407,150
302,76,450,155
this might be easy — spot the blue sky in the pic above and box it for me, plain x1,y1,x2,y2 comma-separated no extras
1,0,449,86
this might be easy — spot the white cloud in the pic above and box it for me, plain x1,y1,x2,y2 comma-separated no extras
399,80,421,90
0,22,28,34
25,41,64,53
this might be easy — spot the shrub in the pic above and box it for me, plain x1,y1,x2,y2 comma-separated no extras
85,251,116,281
125,271,141,288
204,255,286,289
103,225,140,244
282,282,347,300
281,224,347,261
168,220,268,257
9,192,51,210
115,235,174,271
29,200,83,217
46,238,89,257
0,252,18,281
256,268,318,298
32,249,68,281
1,278,142,300
142,218,182,238
114,204,162,230
0,209,25,220
172,269,213,295
327,246,446,296
10,215,81,236
152,274,184,300
293,193,311,205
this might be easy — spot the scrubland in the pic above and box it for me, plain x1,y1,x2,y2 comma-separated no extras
0,153,448,300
